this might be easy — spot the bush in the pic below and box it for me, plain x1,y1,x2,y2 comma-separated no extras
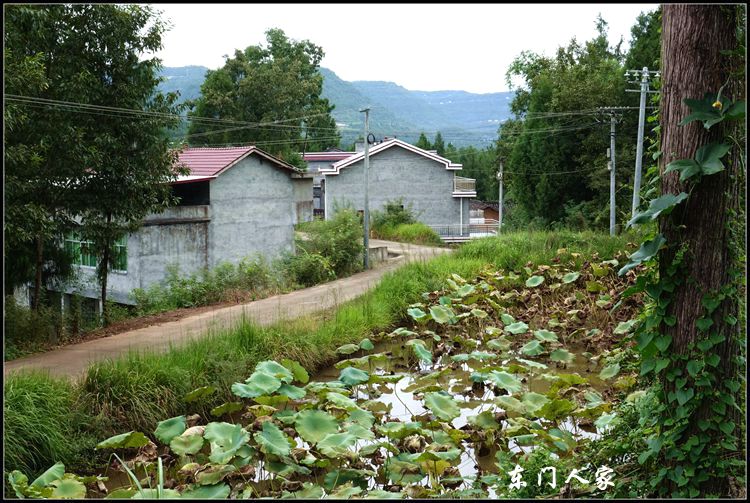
282,251,336,287
296,207,364,277
4,296,64,360
374,222,443,246
371,198,417,230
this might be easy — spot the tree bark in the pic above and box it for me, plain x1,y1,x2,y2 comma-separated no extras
659,4,742,495
33,236,44,310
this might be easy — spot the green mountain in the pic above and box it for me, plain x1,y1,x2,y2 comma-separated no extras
157,66,512,148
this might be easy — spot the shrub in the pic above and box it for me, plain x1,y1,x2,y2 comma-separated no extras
371,198,417,231
374,222,443,246
4,296,64,360
296,207,364,277
282,251,336,287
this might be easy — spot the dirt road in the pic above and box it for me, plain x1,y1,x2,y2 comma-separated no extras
4,240,449,379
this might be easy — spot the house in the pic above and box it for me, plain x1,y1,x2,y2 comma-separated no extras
306,139,476,238
55,146,313,311
470,201,500,223
303,149,354,217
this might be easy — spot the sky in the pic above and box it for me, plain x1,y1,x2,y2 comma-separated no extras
150,3,659,94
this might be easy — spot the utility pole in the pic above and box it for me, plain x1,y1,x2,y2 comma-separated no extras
496,160,504,233
626,66,660,218
360,107,370,270
608,112,617,236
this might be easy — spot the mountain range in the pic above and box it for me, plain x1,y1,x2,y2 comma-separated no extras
158,66,514,148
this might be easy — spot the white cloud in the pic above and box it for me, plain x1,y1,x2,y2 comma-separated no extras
150,3,658,94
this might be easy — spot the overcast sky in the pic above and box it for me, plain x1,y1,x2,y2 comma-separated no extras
150,3,659,94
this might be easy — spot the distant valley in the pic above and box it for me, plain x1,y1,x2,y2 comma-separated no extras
158,66,514,148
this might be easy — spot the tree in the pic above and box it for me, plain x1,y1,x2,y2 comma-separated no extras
433,131,445,156
656,4,744,494
4,5,185,324
415,132,432,150
187,29,338,167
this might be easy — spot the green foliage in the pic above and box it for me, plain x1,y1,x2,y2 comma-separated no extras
295,207,364,277
371,198,417,230
370,199,442,245
188,28,338,165
282,250,336,288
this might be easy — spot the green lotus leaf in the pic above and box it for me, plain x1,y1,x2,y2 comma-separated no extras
562,272,580,284
336,343,361,355
468,410,500,430
515,358,548,369
533,329,558,342
325,392,359,411
316,432,358,458
31,462,65,488
471,308,489,319
323,469,371,491
277,384,306,400
495,396,527,414
329,483,363,499
586,281,606,293
486,337,511,351
204,422,250,465
406,339,432,363
429,305,456,324
132,489,180,499
505,321,529,335
180,483,231,499
50,478,86,499
549,348,574,364
614,320,638,334
345,423,376,441
407,308,428,322
96,431,149,450
521,392,550,413
154,415,187,445
170,434,204,456
266,460,311,477
455,284,476,297
254,421,291,457
280,482,325,499
451,353,470,362
256,361,294,383
239,371,283,397
599,363,621,380
339,367,370,386
295,410,340,444
423,392,460,422
500,313,516,325
487,371,523,394
584,390,605,408
184,386,217,403
105,488,137,499
359,338,375,350
520,340,544,356
195,464,236,486
363,489,405,499
346,408,376,429
594,412,620,431
539,399,576,421
281,359,310,384
210,401,243,417
525,275,544,288
469,350,496,361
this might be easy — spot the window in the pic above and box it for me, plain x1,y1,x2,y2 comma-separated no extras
65,234,97,268
113,236,127,272
65,234,127,272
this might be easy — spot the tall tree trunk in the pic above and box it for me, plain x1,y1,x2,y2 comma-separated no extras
659,4,743,495
100,213,113,327
33,236,44,310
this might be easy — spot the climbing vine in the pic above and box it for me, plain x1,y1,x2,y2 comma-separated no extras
615,88,746,497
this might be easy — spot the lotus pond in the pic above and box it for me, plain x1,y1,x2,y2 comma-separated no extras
8,249,645,499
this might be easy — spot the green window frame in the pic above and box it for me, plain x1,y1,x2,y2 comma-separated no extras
113,236,127,272
65,234,97,268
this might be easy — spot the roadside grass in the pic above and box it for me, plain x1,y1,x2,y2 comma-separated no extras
3,231,634,480
372,222,444,246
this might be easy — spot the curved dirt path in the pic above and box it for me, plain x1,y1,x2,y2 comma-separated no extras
4,240,450,379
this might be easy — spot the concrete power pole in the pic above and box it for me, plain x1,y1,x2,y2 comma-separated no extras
496,160,504,233
609,112,617,236
360,107,371,270
626,66,660,218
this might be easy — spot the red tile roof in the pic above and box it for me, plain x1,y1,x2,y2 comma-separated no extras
175,146,301,180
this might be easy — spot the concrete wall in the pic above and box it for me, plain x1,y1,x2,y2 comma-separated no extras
208,153,296,268
323,146,469,227
56,153,300,306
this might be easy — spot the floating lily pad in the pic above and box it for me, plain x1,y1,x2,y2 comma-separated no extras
339,367,370,386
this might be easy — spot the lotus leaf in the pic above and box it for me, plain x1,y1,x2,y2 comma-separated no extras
495,395,526,414
515,358,548,369
429,305,456,324
132,489,180,499
195,464,236,486
468,410,499,430
280,482,325,499
455,284,475,297
594,412,620,431
295,410,339,444
614,319,638,334
533,329,558,342
336,343,361,355
406,339,432,363
525,275,544,287
31,463,65,488
407,308,428,322
96,431,149,450
316,432,358,458
487,370,522,393
500,313,515,325
170,434,204,456
538,399,576,421
487,337,511,351
154,415,187,445
281,359,310,384
359,338,375,350
256,360,294,382
329,483,363,499
505,321,529,335
521,392,550,413
179,483,231,499
520,340,544,356
471,308,488,319
424,392,460,421
599,363,621,380
324,469,371,491
254,421,291,457
232,372,281,398
204,422,250,465
48,478,86,499
549,348,574,364
210,401,243,417
562,272,580,284
184,386,217,403
277,384,307,400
